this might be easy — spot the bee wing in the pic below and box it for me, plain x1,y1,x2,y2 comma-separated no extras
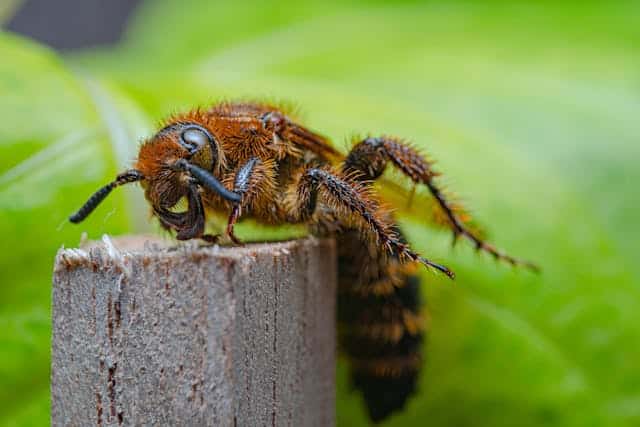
374,176,487,241
284,122,344,162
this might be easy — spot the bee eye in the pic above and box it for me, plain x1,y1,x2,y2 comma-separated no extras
181,127,211,154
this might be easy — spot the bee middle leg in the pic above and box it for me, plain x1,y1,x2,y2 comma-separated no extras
286,167,454,277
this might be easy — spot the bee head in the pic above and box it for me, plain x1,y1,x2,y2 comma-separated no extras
134,121,224,208
70,120,239,226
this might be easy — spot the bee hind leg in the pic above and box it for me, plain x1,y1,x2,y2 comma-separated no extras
344,136,537,271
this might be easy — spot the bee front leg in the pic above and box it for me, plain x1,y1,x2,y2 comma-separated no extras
286,167,454,278
225,157,276,244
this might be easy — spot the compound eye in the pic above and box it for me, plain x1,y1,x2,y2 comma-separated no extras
181,127,211,154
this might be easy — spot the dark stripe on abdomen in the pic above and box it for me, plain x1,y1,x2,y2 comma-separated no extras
337,226,425,423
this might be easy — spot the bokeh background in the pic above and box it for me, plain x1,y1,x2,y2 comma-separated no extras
1,1,639,426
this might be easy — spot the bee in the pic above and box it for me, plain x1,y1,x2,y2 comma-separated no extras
70,101,536,422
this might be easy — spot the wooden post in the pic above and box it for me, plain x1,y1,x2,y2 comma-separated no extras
51,235,336,427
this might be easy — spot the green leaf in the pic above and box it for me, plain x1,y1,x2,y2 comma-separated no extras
165,3,640,426
4,1,640,426
0,33,151,424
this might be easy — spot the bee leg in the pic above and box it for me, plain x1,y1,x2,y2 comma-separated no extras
225,157,276,245
288,167,454,278
225,205,243,245
344,136,538,271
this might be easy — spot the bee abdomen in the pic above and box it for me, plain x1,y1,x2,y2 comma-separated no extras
337,228,425,423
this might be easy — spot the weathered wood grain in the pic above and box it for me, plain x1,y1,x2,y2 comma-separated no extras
51,235,336,427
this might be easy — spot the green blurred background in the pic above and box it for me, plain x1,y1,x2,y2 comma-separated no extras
1,1,639,426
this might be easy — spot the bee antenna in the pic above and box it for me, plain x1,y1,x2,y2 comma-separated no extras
173,159,241,203
69,170,144,223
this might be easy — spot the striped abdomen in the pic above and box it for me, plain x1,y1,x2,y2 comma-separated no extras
336,225,425,422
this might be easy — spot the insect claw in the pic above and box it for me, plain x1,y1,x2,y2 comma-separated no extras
228,232,244,245
200,234,220,245
524,261,542,274
418,256,455,280
225,204,245,245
